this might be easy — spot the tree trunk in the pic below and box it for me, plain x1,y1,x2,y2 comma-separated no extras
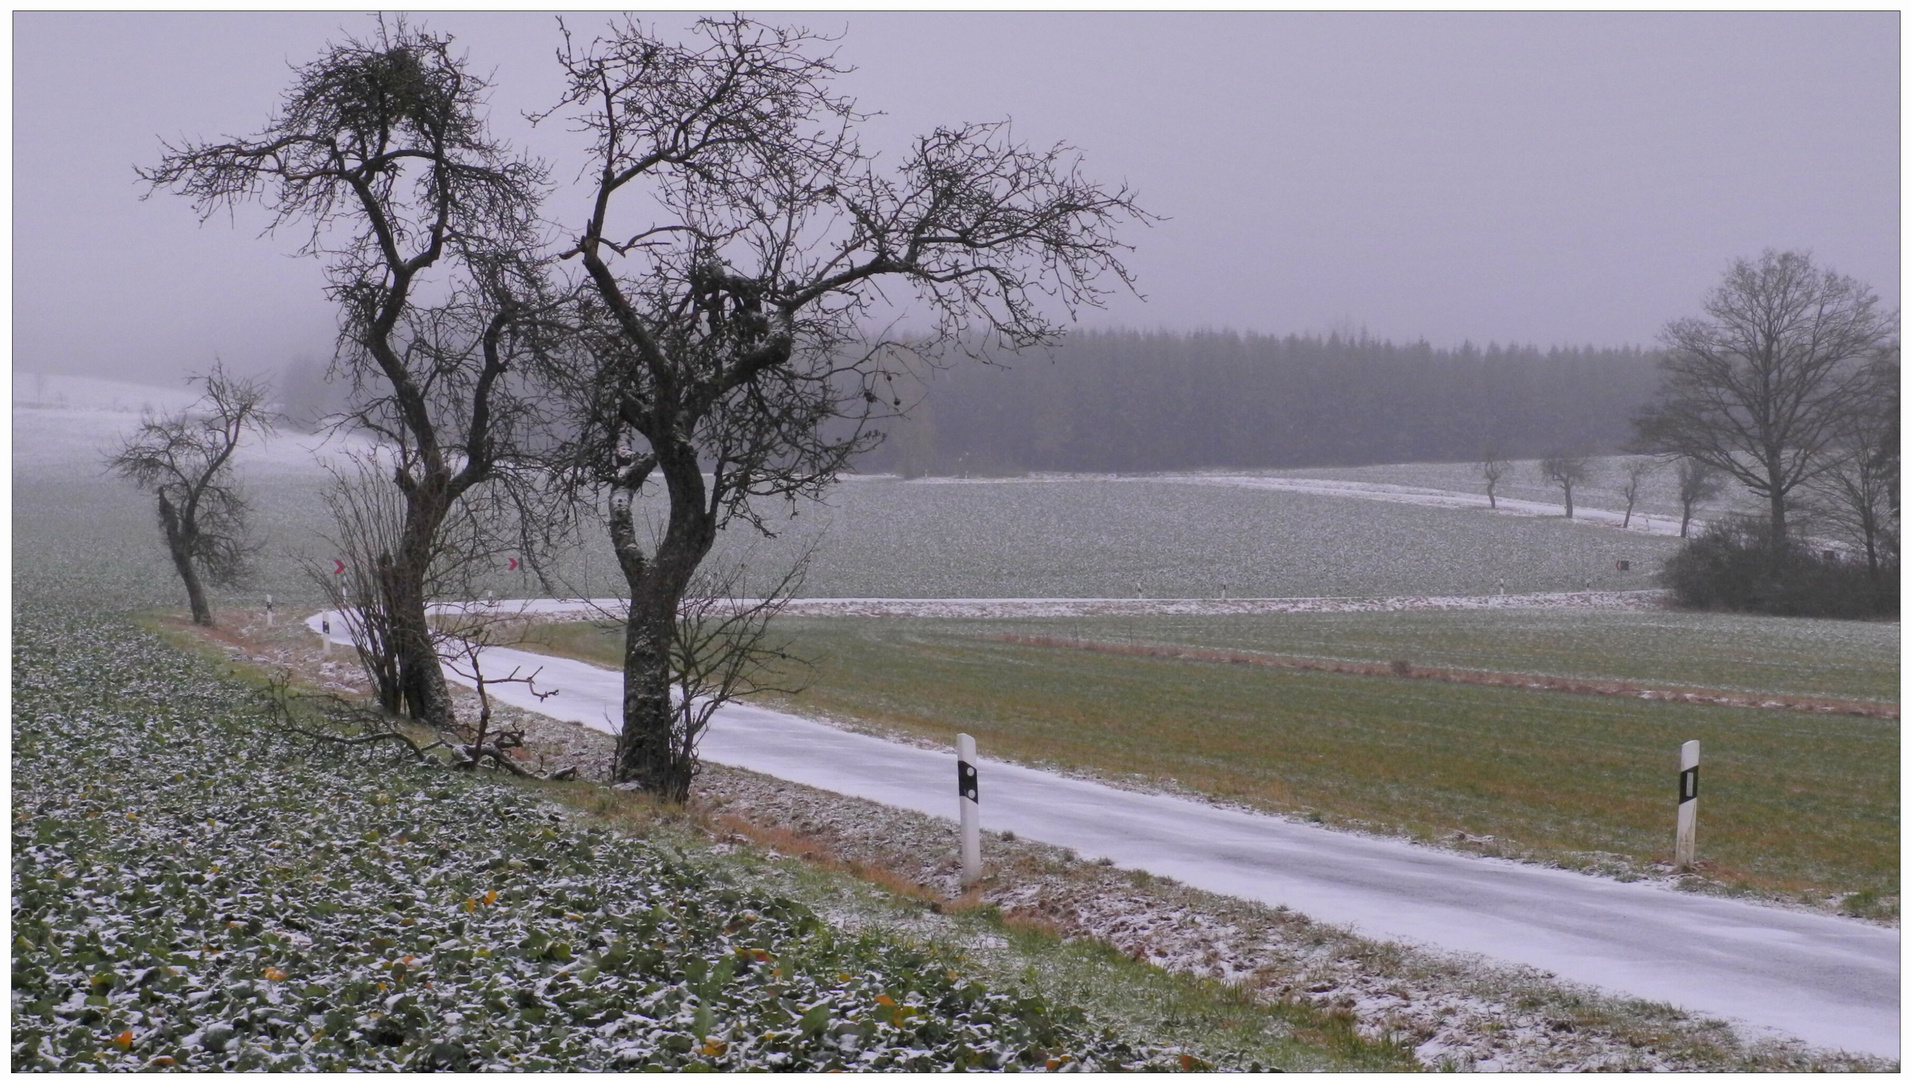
387,484,455,728
608,449,717,802
158,492,212,626
1768,489,1788,545
1680,503,1694,538
1563,481,1575,519
616,581,693,800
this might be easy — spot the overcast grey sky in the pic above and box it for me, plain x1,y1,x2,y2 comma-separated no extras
12,10,1900,386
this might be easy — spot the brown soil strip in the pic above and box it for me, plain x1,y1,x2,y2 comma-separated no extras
983,634,1899,720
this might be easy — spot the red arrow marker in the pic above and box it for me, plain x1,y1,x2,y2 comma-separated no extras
333,559,346,574
507,557,519,571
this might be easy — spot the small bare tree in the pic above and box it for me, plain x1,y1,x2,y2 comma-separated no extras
105,365,272,626
1617,457,1657,529
1478,443,1508,509
306,454,411,713
1537,450,1594,519
309,450,550,718
1673,456,1725,539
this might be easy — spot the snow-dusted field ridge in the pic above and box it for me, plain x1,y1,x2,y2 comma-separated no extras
429,590,1670,622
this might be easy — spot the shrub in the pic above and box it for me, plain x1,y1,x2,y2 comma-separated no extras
1660,516,1897,618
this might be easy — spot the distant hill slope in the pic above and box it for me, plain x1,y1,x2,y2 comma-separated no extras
13,372,202,414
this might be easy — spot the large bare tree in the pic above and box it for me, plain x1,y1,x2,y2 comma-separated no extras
140,20,553,726
541,15,1148,799
106,365,272,626
1632,250,1896,543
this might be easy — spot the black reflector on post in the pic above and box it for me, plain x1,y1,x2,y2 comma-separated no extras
958,760,978,803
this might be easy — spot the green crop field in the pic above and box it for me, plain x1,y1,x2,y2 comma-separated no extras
990,608,1900,704
526,613,1900,917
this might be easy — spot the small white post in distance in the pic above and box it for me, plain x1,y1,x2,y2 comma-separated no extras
320,616,332,657
264,594,273,628
957,733,982,888
1675,739,1700,869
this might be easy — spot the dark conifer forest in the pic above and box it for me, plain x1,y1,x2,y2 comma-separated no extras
861,329,1659,476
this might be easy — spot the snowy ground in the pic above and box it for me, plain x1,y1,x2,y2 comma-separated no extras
427,589,1671,622
309,612,1901,1061
884,468,1700,536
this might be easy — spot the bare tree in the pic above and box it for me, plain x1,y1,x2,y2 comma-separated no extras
1632,250,1897,543
1672,457,1724,539
306,454,412,713
105,365,272,626
541,15,1149,799
1616,457,1657,529
309,449,544,717
1537,450,1594,519
641,553,812,795
1804,353,1899,588
140,18,553,728
1478,443,1508,509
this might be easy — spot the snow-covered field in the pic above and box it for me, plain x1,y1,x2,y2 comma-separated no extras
16,380,1686,608
434,590,1669,622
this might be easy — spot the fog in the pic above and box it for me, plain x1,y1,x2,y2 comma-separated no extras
12,10,1899,389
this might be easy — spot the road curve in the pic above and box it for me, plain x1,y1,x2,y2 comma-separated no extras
309,613,1900,1059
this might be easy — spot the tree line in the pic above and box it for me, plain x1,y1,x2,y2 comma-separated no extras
863,331,1661,475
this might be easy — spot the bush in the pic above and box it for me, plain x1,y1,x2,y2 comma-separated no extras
1661,517,1897,619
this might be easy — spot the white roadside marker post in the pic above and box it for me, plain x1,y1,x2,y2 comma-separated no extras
957,733,982,888
1675,739,1700,869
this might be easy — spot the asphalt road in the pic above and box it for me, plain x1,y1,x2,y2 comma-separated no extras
312,614,1901,1059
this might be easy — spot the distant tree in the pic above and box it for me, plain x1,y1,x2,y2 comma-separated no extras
1804,352,1899,592
141,19,555,728
1537,450,1594,519
1632,250,1896,543
106,365,272,626
1616,457,1657,529
1673,457,1725,539
543,15,1147,800
1478,443,1508,509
